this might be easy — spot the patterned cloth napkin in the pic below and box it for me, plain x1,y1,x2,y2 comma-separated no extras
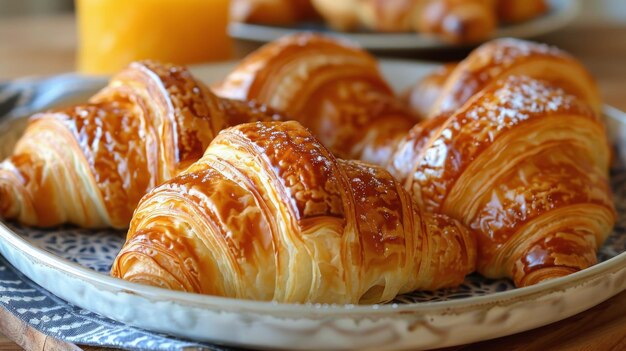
0,254,233,351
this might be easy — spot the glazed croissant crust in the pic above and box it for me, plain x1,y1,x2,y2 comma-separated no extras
392,75,615,286
214,33,418,166
402,62,457,119
395,41,614,286
220,35,615,287
112,121,476,304
403,38,602,120
429,38,602,117
0,61,283,228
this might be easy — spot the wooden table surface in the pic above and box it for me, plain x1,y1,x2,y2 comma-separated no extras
1,11,626,351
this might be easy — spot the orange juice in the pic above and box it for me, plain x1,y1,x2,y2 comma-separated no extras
76,0,233,74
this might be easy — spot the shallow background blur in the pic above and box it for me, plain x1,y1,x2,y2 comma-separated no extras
0,0,624,20
0,0,74,17
0,0,624,101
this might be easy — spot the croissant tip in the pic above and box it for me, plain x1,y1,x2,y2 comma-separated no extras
516,266,580,287
0,169,18,221
0,182,9,217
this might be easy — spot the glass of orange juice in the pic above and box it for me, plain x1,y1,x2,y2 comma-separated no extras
76,0,233,74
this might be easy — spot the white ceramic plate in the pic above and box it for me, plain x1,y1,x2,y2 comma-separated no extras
229,0,580,50
0,60,625,351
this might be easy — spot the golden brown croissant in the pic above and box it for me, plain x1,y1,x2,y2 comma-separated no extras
392,76,615,287
402,62,457,119
214,33,418,166
0,61,283,228
230,0,319,25
219,36,614,287
311,0,497,43
496,0,547,23
396,39,613,287
415,0,498,43
111,121,476,304
429,38,602,117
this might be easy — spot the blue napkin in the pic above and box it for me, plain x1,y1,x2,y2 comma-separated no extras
0,255,233,351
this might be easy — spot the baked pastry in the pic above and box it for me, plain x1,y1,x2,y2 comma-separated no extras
214,33,418,166
496,0,547,23
396,39,613,287
311,0,498,43
219,35,612,287
429,38,602,117
392,76,615,287
414,0,498,43
402,63,457,119
0,61,283,228
231,0,319,25
231,0,546,43
111,121,477,304
308,0,360,31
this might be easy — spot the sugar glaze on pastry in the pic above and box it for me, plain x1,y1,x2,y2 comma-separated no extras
112,121,476,304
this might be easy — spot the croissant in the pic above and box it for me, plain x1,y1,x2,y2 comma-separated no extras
0,61,283,228
396,40,614,287
111,121,476,304
230,0,319,25
429,38,602,117
402,62,457,119
496,0,547,23
393,75,615,287
311,0,497,43
214,33,418,166
221,36,615,287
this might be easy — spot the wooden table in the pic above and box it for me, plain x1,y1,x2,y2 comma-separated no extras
1,12,626,351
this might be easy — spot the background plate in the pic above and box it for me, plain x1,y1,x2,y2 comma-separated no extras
0,60,625,350
229,0,580,50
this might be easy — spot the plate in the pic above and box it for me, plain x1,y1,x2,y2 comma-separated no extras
228,0,580,51
0,60,625,351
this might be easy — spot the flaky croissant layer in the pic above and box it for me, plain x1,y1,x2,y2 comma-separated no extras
215,34,614,288
0,61,283,228
394,75,615,287
112,121,476,304
429,38,602,118
214,33,418,166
